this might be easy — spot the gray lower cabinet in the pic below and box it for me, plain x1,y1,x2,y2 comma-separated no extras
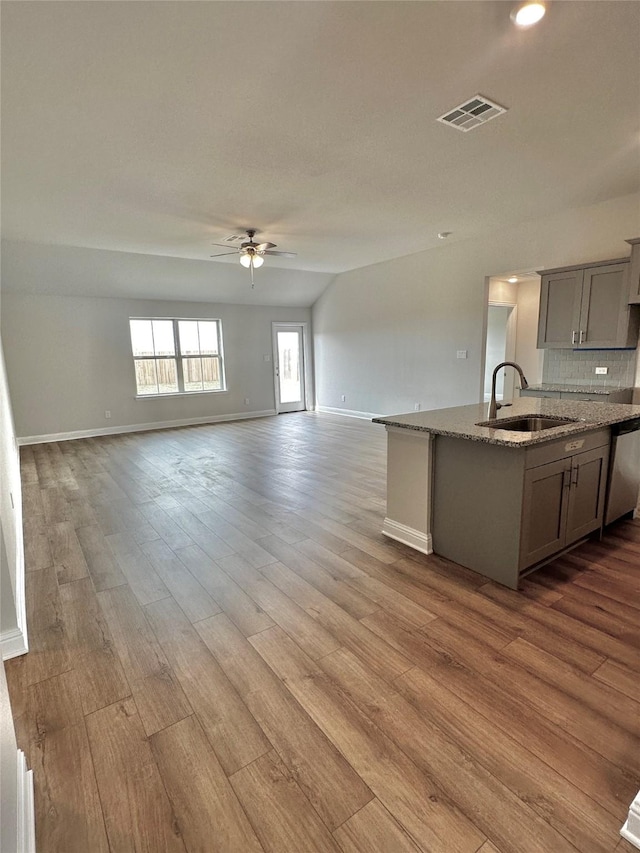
520,444,609,570
519,389,562,400
520,388,633,404
432,428,610,589
537,257,638,349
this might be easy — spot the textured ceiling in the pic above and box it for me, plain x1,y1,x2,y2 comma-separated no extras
2,1,639,302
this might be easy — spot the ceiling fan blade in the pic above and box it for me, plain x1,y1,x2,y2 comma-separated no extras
256,242,276,252
211,242,240,248
263,250,297,258
209,251,237,258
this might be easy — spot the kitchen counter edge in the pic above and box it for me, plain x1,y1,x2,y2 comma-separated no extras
372,399,640,447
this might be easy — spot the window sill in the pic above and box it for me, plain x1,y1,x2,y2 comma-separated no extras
135,389,229,400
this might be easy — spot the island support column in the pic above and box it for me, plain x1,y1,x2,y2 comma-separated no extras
381,426,434,555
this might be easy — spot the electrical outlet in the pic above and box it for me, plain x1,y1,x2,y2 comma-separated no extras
340,395,346,402
104,410,111,419
457,350,468,359
595,367,608,375
244,398,250,406
414,403,421,411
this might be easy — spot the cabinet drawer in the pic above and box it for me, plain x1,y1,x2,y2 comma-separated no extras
525,428,610,469
519,389,561,399
559,392,609,402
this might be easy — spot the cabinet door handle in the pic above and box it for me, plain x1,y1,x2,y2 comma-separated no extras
579,329,585,344
571,330,577,345
571,465,580,488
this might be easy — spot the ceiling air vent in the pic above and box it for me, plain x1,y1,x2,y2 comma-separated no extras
223,234,246,243
437,95,507,132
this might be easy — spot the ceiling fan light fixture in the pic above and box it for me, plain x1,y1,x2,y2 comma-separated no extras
512,2,546,27
252,254,264,268
240,253,252,268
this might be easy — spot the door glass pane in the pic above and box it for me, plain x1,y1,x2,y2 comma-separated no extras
183,357,204,391
157,359,178,393
134,359,159,395
130,320,155,357
198,321,219,354
178,321,200,355
152,320,176,356
277,331,301,403
202,357,221,390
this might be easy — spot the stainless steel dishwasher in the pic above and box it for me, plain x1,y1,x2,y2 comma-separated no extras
605,418,640,525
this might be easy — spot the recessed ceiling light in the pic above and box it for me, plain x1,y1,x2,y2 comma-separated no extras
508,276,518,283
512,2,546,27
438,231,452,239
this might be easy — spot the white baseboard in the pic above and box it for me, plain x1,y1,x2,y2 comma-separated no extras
316,406,382,421
1,625,28,660
17,409,277,446
17,750,36,853
622,790,640,849
382,518,433,555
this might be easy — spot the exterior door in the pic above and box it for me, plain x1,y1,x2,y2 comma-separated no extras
273,324,306,413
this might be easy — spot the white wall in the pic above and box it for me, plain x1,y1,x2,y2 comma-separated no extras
1,293,311,439
514,278,544,389
1,657,20,853
484,306,511,399
487,276,544,391
313,193,639,416
0,335,26,852
0,341,22,640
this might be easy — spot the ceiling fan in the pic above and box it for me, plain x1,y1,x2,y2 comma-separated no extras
210,229,297,287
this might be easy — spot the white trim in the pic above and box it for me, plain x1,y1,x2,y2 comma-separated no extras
14,515,28,659
1,626,28,660
4,440,29,661
16,750,36,853
135,389,229,400
17,409,276,446
622,790,640,850
316,406,382,420
382,517,433,555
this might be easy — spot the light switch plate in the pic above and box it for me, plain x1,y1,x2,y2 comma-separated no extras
595,367,608,375
457,350,468,359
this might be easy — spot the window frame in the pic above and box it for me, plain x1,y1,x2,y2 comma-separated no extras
129,317,227,398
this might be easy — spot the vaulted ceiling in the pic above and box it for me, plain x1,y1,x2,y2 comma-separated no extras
2,1,639,303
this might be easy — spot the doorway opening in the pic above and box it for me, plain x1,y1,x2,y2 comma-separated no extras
272,323,308,414
484,303,517,402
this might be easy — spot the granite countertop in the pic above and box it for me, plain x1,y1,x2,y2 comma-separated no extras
524,383,634,395
373,398,640,447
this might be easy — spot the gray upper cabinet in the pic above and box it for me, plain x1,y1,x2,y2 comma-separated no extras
537,257,638,349
626,238,640,303
536,268,583,348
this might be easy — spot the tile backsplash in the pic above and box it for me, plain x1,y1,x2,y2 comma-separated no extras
543,349,638,388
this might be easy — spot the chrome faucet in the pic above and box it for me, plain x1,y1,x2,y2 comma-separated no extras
488,361,529,419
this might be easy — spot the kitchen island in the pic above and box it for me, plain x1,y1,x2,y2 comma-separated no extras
373,398,640,588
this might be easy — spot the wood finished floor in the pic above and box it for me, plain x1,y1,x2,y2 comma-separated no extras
6,412,640,853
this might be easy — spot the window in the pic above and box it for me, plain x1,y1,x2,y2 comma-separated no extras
129,318,225,396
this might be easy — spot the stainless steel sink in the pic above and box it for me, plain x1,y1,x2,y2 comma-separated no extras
476,415,580,432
